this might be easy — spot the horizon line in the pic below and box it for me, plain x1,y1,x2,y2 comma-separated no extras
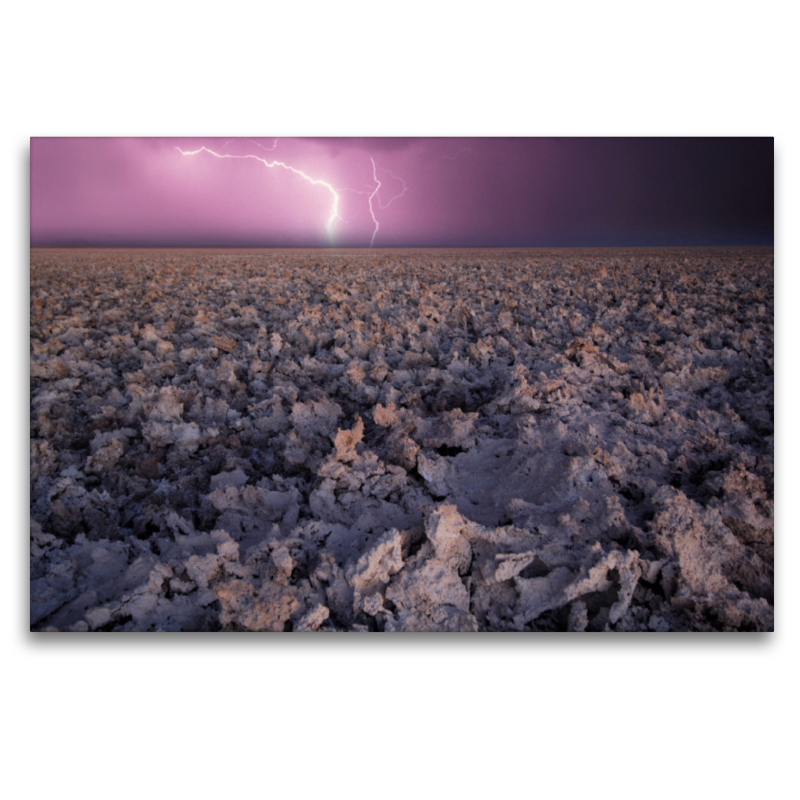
30,241,775,250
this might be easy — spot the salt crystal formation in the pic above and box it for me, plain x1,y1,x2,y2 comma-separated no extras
30,248,774,631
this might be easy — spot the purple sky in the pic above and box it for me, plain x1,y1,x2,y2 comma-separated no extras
30,137,773,248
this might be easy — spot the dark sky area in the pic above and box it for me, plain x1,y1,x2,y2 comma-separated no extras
30,137,773,248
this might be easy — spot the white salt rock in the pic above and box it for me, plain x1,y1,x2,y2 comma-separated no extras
85,607,113,631
210,468,249,492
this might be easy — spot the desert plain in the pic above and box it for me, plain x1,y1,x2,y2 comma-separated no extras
29,247,774,631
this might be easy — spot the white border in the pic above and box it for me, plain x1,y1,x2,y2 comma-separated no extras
6,3,795,797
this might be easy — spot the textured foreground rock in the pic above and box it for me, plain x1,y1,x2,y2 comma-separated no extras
30,247,774,631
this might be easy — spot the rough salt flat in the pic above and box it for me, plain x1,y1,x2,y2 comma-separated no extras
30,247,774,631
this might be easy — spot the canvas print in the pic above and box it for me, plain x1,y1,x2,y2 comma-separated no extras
29,137,774,632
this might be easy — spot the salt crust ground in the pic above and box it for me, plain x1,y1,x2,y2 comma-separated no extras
30,248,774,631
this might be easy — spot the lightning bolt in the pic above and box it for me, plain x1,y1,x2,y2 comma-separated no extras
367,157,407,247
375,166,407,210
248,138,280,152
443,148,472,160
176,144,342,239
368,157,382,247
177,142,406,247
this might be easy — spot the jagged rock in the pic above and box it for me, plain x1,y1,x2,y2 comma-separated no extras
29,247,773,631
212,335,238,353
